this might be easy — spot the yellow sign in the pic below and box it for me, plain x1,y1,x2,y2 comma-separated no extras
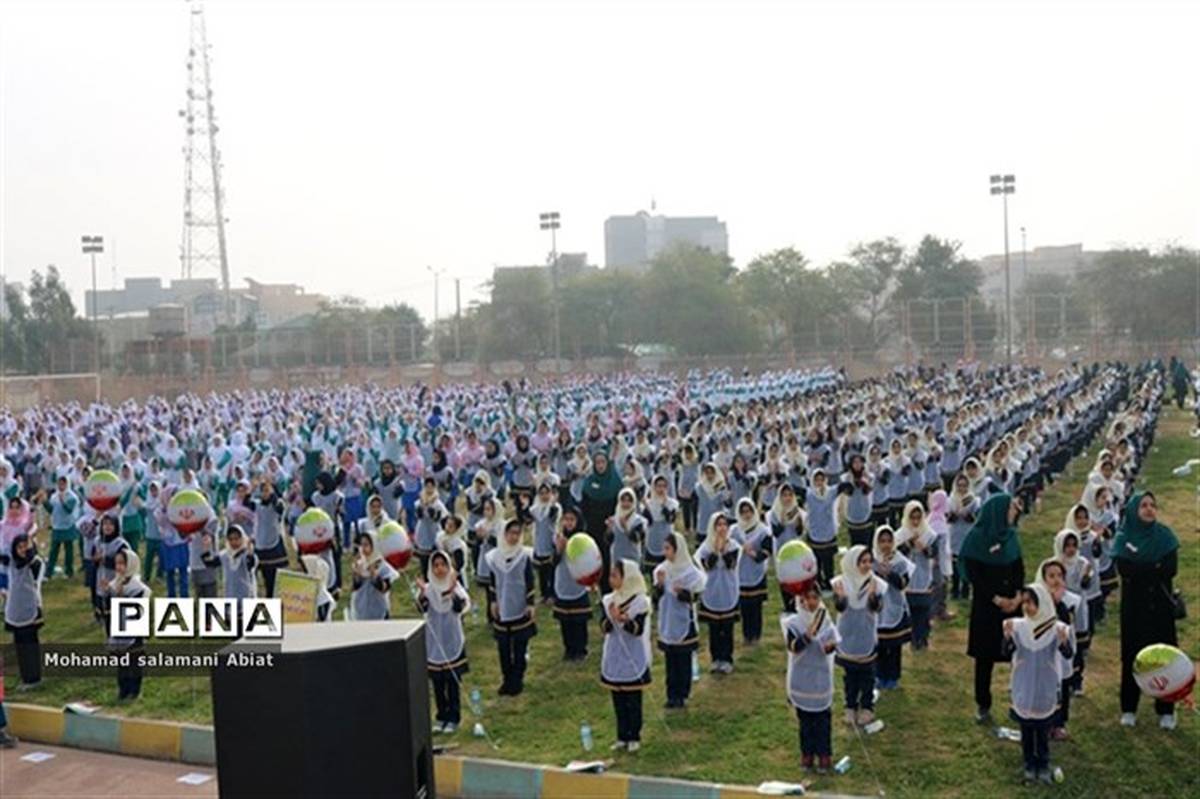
276,569,321,623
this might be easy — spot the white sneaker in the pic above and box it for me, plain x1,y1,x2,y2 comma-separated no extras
432,721,446,734
610,740,627,751
1159,714,1177,731
442,722,458,734
626,741,640,753
844,709,857,726
1120,713,1137,727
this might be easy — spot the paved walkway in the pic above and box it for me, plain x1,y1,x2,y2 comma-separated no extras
0,743,217,798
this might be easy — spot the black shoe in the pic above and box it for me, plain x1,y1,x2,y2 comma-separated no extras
0,730,18,749
497,684,512,696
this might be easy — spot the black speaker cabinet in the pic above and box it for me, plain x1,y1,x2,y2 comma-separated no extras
212,620,433,798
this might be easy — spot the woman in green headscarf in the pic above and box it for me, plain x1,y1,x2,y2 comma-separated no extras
959,492,1026,724
581,451,623,593
1114,491,1181,729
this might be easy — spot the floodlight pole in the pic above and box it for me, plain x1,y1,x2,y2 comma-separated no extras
539,211,562,370
82,235,105,400
989,175,1016,363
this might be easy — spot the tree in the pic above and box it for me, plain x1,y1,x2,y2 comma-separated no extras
739,248,850,353
1018,273,1089,341
894,236,983,301
829,237,904,347
1,283,29,373
1078,246,1200,344
559,270,641,358
377,302,429,354
642,244,758,356
23,266,93,373
892,237,989,357
480,269,553,359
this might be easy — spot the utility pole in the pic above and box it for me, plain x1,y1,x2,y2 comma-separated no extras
454,277,462,361
427,266,443,361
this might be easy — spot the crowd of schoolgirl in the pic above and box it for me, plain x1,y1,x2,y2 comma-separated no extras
0,360,1172,778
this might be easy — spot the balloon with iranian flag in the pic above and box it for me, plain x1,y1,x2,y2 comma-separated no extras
84,469,122,512
295,507,336,554
1134,644,1196,703
776,540,819,596
167,488,213,537
377,520,413,569
565,533,603,586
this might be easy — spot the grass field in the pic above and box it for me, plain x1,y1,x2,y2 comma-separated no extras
7,408,1198,798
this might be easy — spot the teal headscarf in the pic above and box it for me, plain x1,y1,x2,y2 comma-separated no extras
1112,492,1179,565
582,451,622,505
957,493,1023,575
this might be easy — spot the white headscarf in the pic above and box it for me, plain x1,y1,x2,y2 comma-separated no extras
793,592,833,641
609,557,648,608
662,531,707,591
490,521,529,574
838,544,884,609
1052,528,1086,574
425,550,469,614
898,499,931,549
1012,582,1060,651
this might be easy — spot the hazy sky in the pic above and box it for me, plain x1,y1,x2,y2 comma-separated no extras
2,0,1197,323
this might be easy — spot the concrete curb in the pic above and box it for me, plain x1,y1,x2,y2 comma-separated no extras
6,704,858,797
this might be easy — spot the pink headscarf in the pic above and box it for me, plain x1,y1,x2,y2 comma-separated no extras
927,489,949,536
401,442,425,479
1,499,33,553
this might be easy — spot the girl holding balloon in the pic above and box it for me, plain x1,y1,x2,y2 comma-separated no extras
551,508,593,662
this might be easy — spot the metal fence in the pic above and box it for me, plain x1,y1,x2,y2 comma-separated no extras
23,294,1200,385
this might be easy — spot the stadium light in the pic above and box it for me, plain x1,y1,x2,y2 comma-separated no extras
82,235,104,399
539,212,562,368
988,175,1016,363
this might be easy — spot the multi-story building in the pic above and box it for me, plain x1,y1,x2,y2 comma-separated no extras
604,211,728,271
85,276,327,334
977,243,1102,303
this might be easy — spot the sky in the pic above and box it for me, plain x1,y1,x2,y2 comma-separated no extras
2,0,1197,324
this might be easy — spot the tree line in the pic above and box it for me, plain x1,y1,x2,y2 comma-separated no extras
2,241,1195,374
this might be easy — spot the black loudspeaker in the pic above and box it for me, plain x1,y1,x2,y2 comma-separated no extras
211,620,433,798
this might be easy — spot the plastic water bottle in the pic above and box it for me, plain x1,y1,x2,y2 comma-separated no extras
834,756,852,775
1053,766,1064,783
580,721,594,752
691,652,701,682
469,688,483,717
472,722,486,738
